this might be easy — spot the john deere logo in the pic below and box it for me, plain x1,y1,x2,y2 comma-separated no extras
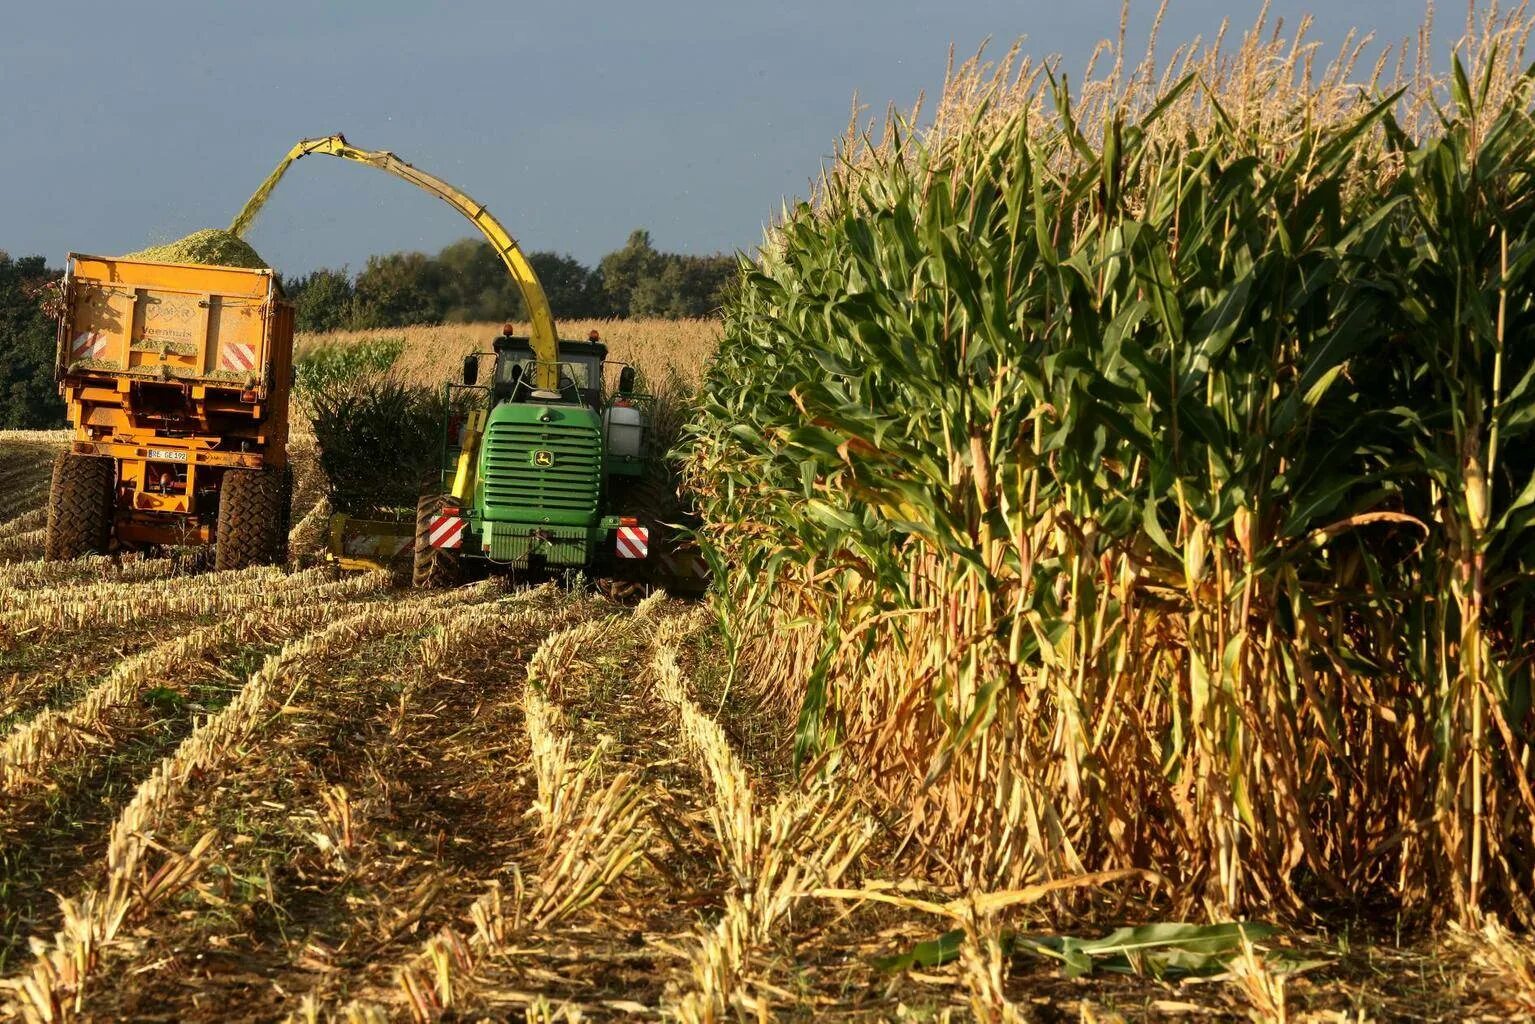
531,449,556,468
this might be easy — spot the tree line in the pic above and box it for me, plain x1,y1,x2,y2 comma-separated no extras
0,252,60,429
0,230,737,428
282,229,736,332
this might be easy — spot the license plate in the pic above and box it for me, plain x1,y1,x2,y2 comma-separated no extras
147,448,189,462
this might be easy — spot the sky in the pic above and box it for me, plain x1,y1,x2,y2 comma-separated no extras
0,1,1453,276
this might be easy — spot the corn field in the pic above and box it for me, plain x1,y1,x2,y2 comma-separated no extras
689,0,1535,949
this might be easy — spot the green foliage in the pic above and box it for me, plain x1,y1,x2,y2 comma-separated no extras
294,336,405,398
436,238,522,322
0,253,64,429
307,379,463,514
351,251,446,329
283,267,354,333
529,251,608,319
600,229,666,316
690,65,1535,921
602,229,734,317
286,231,731,333
876,922,1278,978
296,337,463,514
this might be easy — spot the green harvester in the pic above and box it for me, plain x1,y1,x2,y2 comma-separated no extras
412,332,684,588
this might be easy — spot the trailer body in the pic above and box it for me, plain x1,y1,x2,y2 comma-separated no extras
54,253,293,553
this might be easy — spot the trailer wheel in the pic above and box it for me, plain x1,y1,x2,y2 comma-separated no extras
45,453,115,561
413,494,462,589
216,468,286,571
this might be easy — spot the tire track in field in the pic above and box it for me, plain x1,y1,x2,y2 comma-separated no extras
0,582,511,1022
67,586,591,1023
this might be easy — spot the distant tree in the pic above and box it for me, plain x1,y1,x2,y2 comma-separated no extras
275,229,731,333
667,253,736,316
284,267,355,333
599,230,666,317
0,252,64,429
435,238,519,323
352,252,446,328
626,250,735,318
529,251,608,319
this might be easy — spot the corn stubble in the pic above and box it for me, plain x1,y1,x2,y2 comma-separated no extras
0,583,511,1023
688,3,1535,924
651,614,874,1023
372,607,665,1023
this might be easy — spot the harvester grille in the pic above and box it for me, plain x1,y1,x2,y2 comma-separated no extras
481,421,601,516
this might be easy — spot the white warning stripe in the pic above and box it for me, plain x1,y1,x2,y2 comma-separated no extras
220,342,257,373
70,331,109,361
428,514,466,550
616,525,649,560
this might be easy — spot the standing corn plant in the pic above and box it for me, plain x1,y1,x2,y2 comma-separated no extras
687,9,1535,924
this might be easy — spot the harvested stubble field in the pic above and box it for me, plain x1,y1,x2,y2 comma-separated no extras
0,428,888,1022
8,4,1535,1018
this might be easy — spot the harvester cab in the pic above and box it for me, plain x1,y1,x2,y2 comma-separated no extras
478,334,647,479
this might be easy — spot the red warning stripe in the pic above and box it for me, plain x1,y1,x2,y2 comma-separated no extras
616,525,649,559
428,514,466,550
70,331,109,361
220,342,257,373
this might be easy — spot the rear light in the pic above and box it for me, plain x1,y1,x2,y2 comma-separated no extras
618,516,639,526
240,389,258,403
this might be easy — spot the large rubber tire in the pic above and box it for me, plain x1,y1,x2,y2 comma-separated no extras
413,493,461,589
44,453,115,561
606,466,683,591
216,468,286,572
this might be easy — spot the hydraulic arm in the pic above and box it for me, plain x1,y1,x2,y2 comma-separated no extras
229,133,560,391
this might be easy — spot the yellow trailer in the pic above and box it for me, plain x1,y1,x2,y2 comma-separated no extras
50,253,294,568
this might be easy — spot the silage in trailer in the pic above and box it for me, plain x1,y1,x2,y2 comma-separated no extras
123,228,269,270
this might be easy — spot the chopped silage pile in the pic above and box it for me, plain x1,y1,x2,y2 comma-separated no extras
124,228,269,269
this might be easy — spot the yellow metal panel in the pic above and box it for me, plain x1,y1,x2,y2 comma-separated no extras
56,252,295,548
65,255,276,388
451,409,486,500
69,254,273,298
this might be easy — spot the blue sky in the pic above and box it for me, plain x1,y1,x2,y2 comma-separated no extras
1,1,1447,274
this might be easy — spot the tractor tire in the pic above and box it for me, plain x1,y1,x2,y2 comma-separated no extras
44,452,115,561
413,494,461,589
216,468,287,572
608,466,688,593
